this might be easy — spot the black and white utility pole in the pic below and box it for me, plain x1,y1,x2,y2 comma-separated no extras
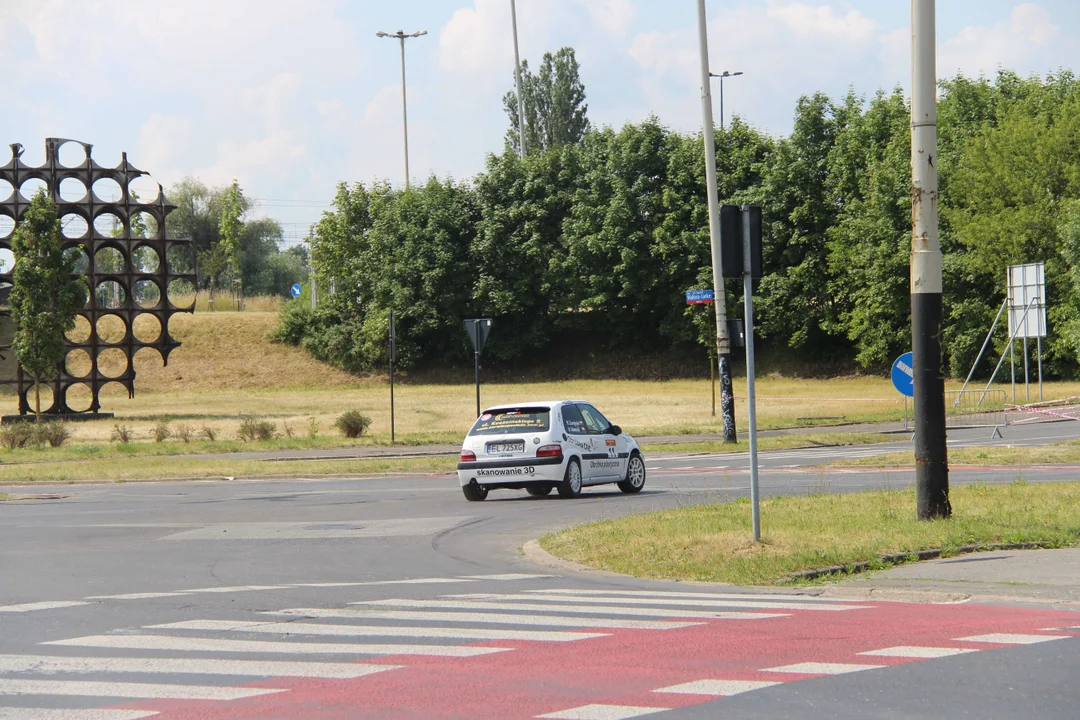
910,0,950,519
510,0,527,158
696,0,736,442
376,29,428,190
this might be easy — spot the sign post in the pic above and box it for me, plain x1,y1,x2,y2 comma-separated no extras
738,205,763,542
389,309,396,443
464,319,493,418
687,290,716,416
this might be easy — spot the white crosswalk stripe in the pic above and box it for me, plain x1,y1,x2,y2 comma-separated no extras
0,710,159,719
44,634,509,657
151,619,610,642
0,654,400,679
265,607,703,630
4,584,853,716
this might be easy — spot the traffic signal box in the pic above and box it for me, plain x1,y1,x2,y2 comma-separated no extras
719,204,762,279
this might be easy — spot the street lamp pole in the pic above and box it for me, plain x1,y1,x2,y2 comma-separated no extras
709,70,743,130
510,0,527,158
376,29,428,190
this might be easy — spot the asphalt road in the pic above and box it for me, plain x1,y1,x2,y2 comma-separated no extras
1,421,1078,719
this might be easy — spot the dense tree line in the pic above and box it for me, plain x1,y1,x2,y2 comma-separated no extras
165,179,309,299
276,70,1080,379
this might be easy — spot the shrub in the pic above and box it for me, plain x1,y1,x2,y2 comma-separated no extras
334,411,372,439
0,423,34,450
110,424,132,443
35,421,72,448
200,425,217,442
282,422,294,438
175,423,194,443
237,415,276,442
150,420,172,443
307,416,320,438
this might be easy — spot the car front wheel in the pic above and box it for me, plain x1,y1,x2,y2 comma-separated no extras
618,453,646,493
557,459,583,498
462,482,489,502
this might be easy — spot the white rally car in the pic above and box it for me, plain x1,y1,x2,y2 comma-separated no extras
457,400,646,501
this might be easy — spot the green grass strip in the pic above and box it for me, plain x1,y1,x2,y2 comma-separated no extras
539,481,1080,586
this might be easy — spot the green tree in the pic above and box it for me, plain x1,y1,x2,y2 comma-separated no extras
504,47,590,154
10,191,87,421
197,243,230,310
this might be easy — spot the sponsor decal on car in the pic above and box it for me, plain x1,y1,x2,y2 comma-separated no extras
589,460,621,469
476,466,537,477
605,439,617,447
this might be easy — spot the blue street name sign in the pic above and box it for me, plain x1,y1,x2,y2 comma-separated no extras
685,289,714,305
290,283,302,298
892,352,914,397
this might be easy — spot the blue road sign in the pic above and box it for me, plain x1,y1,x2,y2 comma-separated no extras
290,283,302,298
685,289,714,305
892,352,914,397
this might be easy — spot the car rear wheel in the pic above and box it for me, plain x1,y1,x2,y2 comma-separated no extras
618,453,646,493
526,484,553,497
462,482,488,502
557,459,582,498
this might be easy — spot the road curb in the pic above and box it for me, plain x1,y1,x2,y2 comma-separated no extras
520,539,624,577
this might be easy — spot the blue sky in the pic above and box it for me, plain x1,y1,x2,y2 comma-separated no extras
3,1,1077,241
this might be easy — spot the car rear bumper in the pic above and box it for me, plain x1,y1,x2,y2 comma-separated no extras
457,455,565,487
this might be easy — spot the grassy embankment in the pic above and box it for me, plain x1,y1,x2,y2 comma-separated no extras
0,310,1071,483
540,481,1080,585
829,442,1080,468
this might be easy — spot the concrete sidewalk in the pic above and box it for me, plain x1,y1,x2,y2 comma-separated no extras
827,548,1080,606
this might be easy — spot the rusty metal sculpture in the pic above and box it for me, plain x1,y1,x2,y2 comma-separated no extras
0,138,196,417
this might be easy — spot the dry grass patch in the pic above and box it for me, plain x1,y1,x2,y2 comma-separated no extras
642,433,895,455
830,442,1080,469
539,481,1080,585
0,454,455,484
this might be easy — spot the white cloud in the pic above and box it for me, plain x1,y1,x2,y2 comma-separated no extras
940,3,1061,78
578,0,637,37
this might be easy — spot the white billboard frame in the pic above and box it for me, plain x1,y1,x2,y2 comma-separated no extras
1007,262,1046,339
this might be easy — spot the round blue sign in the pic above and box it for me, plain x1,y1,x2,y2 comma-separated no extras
891,352,914,397
290,283,302,298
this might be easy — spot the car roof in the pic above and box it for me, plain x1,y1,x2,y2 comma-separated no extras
481,400,587,412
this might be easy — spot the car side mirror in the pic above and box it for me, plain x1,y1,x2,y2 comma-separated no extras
607,425,622,436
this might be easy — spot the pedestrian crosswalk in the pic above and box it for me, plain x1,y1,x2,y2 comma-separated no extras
0,585,869,718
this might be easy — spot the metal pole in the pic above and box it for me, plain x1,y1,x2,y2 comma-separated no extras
474,324,482,418
1024,335,1029,402
1038,332,1043,401
710,351,716,417
910,0,949,519
395,310,399,444
1010,334,1016,403
955,297,1007,405
719,74,724,130
742,207,761,542
399,35,410,190
696,0,736,443
510,0,527,158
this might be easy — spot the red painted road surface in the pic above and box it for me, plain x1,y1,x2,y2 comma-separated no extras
117,600,1079,719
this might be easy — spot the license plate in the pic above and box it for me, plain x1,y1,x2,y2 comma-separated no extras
487,441,524,454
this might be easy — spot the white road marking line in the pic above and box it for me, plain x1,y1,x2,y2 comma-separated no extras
179,585,290,594
85,593,190,600
351,598,789,620
451,593,870,612
956,633,1070,645
537,704,670,719
463,574,553,581
653,679,780,696
289,578,472,588
0,678,284,701
859,646,977,658
763,662,884,675
151,619,609,643
266,607,702,630
0,709,158,720
526,589,856,603
0,654,400,679
0,602,90,613
45,634,510,658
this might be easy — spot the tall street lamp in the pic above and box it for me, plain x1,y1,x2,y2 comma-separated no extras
710,70,743,130
376,29,428,190
510,0,527,158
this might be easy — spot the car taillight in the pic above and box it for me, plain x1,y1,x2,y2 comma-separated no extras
536,444,562,458
460,449,476,462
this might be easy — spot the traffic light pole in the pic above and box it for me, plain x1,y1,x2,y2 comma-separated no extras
696,0,736,443
911,0,950,519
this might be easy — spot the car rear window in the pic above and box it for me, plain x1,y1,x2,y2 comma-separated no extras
469,407,550,435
